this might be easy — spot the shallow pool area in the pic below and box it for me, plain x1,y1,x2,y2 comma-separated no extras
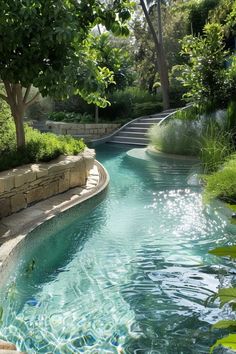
0,144,235,354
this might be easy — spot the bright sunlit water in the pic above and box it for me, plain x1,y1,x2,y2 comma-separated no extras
0,144,235,354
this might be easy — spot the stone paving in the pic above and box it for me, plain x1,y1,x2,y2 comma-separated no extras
0,161,109,270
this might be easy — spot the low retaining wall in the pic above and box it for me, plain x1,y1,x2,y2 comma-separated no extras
46,121,120,139
0,148,95,218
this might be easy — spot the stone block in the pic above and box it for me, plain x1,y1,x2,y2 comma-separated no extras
2,175,14,192
26,187,44,205
70,167,86,188
48,162,66,174
59,171,70,193
0,198,11,218
26,180,59,205
10,193,26,213
31,164,48,178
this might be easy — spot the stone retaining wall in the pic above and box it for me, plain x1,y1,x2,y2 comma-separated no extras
46,121,120,139
0,148,95,218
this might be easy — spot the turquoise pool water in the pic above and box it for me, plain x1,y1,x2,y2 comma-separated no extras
0,144,235,354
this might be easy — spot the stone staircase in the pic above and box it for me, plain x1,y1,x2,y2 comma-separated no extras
108,109,177,146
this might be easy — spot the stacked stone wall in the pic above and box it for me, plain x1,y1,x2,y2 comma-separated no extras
46,121,120,139
0,148,95,218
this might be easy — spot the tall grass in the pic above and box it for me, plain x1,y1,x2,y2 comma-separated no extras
200,121,234,173
148,119,200,156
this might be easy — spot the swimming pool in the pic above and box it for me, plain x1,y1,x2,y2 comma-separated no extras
0,144,234,353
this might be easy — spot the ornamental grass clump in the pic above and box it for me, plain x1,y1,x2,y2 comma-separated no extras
203,154,236,203
148,118,200,156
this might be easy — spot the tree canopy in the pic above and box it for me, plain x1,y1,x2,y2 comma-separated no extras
0,0,133,147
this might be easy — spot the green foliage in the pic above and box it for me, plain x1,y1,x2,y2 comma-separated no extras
210,334,236,353
54,87,162,122
48,112,94,124
0,0,133,107
91,33,135,92
200,124,234,173
209,245,236,258
0,126,86,172
208,244,236,353
203,154,236,202
176,23,235,108
102,87,162,120
148,119,200,156
0,98,16,153
188,0,220,35
212,320,236,329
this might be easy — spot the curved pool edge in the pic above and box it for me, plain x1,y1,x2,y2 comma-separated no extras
146,145,200,161
0,160,110,279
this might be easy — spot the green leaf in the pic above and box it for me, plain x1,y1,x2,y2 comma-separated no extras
209,245,236,258
210,334,236,353
217,288,236,307
213,320,236,329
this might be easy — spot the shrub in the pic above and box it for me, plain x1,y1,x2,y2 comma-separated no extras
0,125,86,172
0,99,16,153
148,119,200,156
203,154,236,202
48,112,94,123
54,87,162,122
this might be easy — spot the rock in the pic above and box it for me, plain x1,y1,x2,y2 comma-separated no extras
0,340,17,350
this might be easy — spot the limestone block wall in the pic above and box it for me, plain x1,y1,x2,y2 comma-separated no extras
0,148,95,218
46,121,120,139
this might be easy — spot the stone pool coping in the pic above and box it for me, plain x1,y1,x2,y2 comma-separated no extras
0,160,109,272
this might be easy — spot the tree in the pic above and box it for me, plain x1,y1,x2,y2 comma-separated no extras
176,23,235,108
0,0,132,149
140,0,170,109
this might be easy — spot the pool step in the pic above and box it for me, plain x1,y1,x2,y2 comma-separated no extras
108,109,178,146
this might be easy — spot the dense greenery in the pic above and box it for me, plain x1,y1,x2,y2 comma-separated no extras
0,0,133,148
53,87,162,122
203,154,236,203
0,101,85,172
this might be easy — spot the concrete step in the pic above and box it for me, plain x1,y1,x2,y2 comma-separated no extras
118,131,148,138
131,122,157,128
148,113,168,118
109,136,149,145
138,117,163,124
123,127,147,133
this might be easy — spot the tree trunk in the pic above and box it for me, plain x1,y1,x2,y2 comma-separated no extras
95,105,99,123
140,0,170,110
2,81,39,150
14,111,25,148
157,0,170,110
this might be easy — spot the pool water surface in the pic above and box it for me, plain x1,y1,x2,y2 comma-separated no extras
0,144,235,354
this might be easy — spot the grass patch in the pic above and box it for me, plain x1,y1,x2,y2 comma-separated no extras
203,155,236,203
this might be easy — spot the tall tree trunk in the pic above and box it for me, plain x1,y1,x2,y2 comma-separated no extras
140,0,170,110
14,111,25,148
2,81,40,150
95,105,99,123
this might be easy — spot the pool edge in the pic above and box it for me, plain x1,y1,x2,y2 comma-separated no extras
0,160,110,277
